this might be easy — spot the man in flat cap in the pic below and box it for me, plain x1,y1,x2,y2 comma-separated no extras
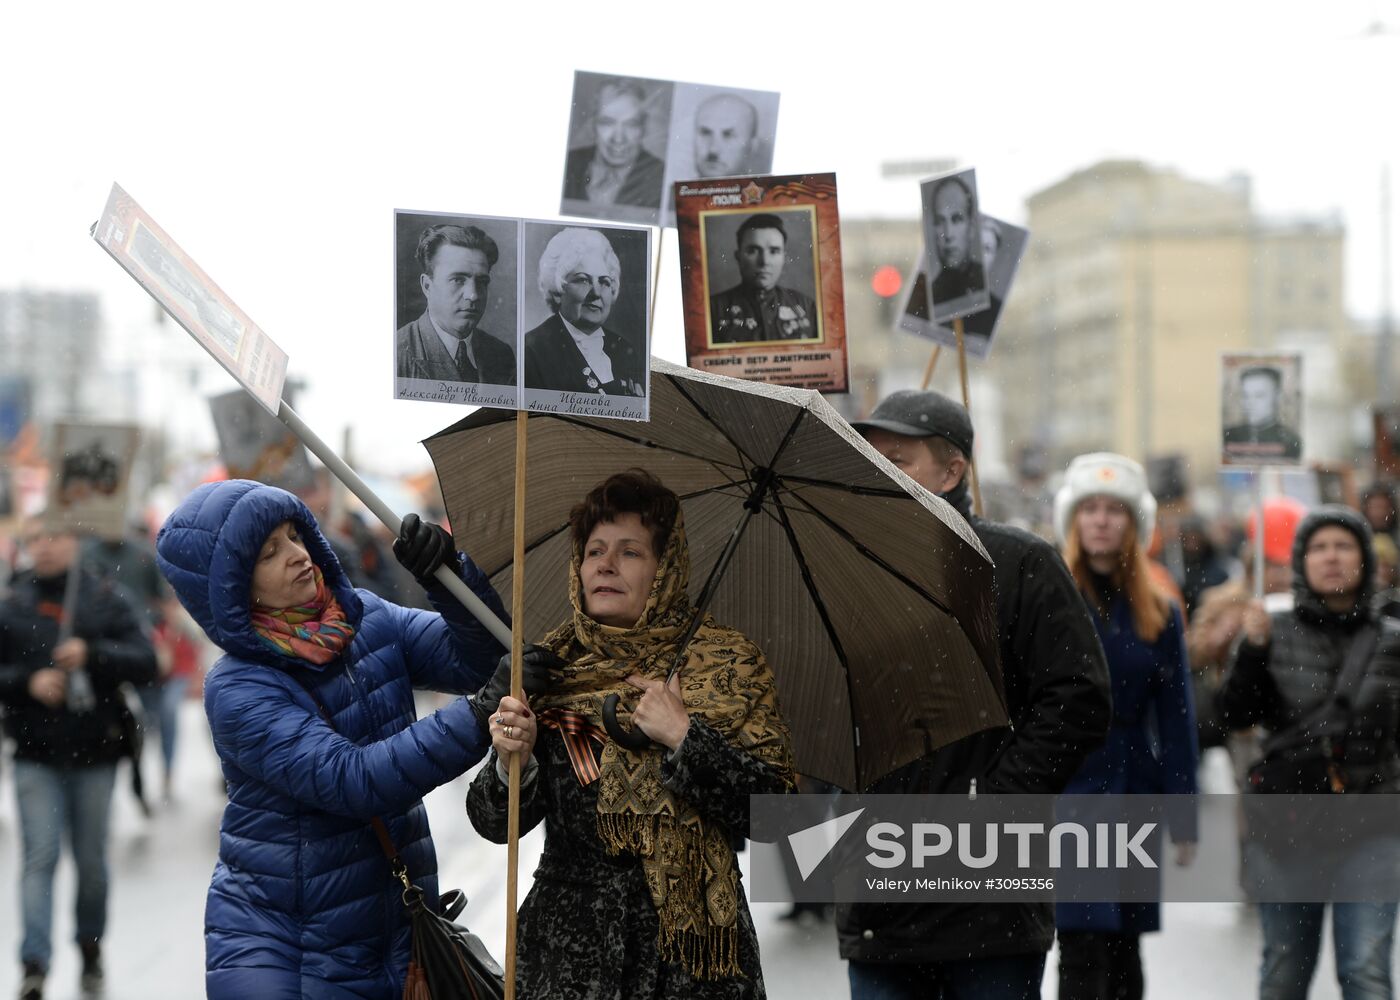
838,389,1111,999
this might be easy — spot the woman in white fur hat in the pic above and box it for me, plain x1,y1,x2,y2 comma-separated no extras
1051,452,1199,1000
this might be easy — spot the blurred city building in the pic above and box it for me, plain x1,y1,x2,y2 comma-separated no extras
996,160,1356,480
838,160,1368,501
1,288,223,520
0,289,102,425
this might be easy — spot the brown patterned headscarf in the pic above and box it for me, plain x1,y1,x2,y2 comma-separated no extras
534,510,794,980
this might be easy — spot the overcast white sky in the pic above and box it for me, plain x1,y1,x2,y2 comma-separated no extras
2,1,1396,475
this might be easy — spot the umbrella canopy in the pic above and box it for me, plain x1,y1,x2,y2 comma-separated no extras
423,358,1006,791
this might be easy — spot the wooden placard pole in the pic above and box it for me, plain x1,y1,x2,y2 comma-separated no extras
920,346,942,390
1254,469,1266,601
648,226,665,335
953,318,984,516
505,410,528,1000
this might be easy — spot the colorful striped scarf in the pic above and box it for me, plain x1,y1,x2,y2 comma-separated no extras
250,566,355,664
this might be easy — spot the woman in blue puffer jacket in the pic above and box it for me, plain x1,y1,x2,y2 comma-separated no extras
156,479,542,999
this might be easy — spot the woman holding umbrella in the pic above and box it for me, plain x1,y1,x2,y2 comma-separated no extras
1051,453,1198,1000
467,469,795,998
155,479,549,998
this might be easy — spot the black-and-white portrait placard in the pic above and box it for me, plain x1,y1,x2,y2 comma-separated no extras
899,215,1028,359
1221,352,1304,467
521,221,651,422
919,167,991,323
209,386,315,493
45,421,141,540
661,83,781,228
702,206,820,346
393,210,651,422
394,210,520,409
561,71,780,229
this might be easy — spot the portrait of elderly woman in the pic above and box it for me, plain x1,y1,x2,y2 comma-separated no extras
523,226,646,397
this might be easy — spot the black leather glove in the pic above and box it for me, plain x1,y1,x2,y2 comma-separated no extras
393,513,461,585
468,644,565,730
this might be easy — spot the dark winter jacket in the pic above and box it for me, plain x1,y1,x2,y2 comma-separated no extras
0,568,157,765
1055,591,1197,935
1219,505,1400,794
82,534,169,626
837,483,1112,964
156,480,508,1000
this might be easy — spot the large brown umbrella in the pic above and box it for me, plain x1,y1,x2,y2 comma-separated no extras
423,358,1006,791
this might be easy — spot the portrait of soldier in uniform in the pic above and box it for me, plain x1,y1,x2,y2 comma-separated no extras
1223,364,1302,461
708,212,819,345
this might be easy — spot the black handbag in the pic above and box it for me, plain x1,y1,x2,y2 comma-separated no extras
291,675,506,999
1247,623,1379,794
370,817,505,1000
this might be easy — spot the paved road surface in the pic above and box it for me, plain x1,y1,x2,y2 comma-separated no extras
0,707,1380,998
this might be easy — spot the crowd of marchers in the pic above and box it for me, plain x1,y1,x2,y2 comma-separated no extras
1,389,1397,1000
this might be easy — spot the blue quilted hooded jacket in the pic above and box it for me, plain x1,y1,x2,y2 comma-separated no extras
156,480,508,999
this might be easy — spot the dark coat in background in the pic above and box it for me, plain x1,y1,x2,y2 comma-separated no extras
1054,593,1197,935
0,568,157,766
1219,505,1400,794
837,485,1113,963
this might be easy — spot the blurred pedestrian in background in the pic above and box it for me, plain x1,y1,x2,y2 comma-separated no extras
1173,514,1234,619
1218,505,1400,1000
839,391,1111,999
1187,497,1306,755
1053,453,1198,1000
1361,482,1399,552
83,524,187,802
0,514,158,1000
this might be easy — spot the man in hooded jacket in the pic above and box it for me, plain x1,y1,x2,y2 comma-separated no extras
1218,505,1400,999
841,390,1112,998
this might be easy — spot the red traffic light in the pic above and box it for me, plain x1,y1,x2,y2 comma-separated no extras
871,265,902,299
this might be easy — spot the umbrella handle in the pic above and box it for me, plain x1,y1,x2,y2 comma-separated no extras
601,693,654,751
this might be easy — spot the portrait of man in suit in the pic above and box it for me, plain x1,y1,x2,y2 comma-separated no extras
929,173,986,306
562,78,665,211
523,227,644,397
395,223,516,387
692,93,760,178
